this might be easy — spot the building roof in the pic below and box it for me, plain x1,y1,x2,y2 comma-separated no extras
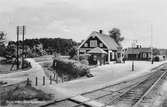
125,48,140,54
88,47,107,54
96,32,119,50
125,48,151,54
139,48,152,53
79,31,119,50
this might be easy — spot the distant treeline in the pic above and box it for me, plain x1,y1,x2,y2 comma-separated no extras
9,38,79,55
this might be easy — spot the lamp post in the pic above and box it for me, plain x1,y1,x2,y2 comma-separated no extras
132,40,137,71
151,47,154,64
150,24,154,64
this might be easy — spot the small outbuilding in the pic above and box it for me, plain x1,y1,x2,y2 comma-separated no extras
124,47,152,60
87,47,107,65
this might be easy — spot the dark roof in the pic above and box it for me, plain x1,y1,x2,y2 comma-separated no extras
88,47,107,54
125,48,151,54
91,31,118,50
139,48,152,53
125,48,140,54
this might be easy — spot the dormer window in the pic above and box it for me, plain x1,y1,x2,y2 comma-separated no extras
90,40,97,47
84,43,88,47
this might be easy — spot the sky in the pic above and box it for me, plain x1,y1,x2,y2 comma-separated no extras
0,0,167,48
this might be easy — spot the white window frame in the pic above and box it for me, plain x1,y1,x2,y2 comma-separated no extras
84,43,88,47
100,43,103,47
90,40,97,47
143,53,147,58
80,50,86,54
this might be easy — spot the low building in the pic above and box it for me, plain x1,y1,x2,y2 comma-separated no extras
124,47,152,60
78,30,120,65
159,49,167,59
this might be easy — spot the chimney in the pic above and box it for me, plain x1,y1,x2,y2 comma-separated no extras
99,30,103,34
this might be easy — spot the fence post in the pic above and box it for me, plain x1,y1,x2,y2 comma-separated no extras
53,73,56,80
35,77,38,86
26,78,30,86
62,74,64,83
43,76,45,86
50,75,52,84
56,73,58,84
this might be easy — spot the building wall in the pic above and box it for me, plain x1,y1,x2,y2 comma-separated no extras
126,52,151,60
159,49,167,57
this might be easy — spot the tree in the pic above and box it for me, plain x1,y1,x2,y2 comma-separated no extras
0,45,6,57
109,28,124,46
0,32,7,57
0,31,7,46
69,47,77,59
9,38,77,56
3,43,16,63
153,48,160,56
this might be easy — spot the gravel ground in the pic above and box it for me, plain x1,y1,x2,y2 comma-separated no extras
151,80,167,107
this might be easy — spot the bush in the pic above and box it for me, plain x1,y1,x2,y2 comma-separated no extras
80,59,89,65
0,100,7,106
0,81,7,85
42,62,51,68
162,99,167,107
69,47,77,59
153,56,160,61
53,58,90,78
0,45,6,57
79,55,89,60
71,55,78,60
22,60,31,69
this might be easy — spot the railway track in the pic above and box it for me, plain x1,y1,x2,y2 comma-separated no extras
43,63,167,107
104,68,167,107
70,64,167,107
44,73,153,107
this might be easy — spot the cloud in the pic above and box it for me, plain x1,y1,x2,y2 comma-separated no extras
0,0,167,48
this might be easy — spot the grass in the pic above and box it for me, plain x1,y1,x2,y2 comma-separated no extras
0,81,7,86
0,63,13,74
33,55,53,62
0,81,53,106
0,59,32,74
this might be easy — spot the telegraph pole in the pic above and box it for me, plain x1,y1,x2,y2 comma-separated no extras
132,40,137,71
151,24,154,64
16,25,26,69
22,26,25,69
16,26,19,70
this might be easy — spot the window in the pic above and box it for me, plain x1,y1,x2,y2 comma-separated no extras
84,43,88,47
110,52,112,61
90,40,97,47
100,43,103,47
148,53,151,58
93,55,97,61
80,50,86,54
143,53,147,58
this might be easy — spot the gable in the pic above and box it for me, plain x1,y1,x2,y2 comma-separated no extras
78,31,118,50
79,34,108,49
